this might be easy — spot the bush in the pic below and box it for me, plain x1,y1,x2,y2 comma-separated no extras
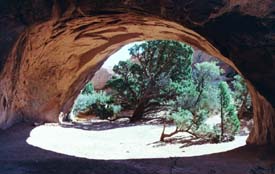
161,61,241,142
231,74,252,118
218,81,240,140
71,82,121,120
163,62,222,139
81,82,94,95
171,109,193,130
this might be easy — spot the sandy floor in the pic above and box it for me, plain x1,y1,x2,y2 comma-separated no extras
1,122,275,174
26,123,248,160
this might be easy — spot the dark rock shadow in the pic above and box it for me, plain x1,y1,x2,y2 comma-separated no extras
59,118,163,131
1,123,275,174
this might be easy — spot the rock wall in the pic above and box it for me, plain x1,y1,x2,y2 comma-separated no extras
91,68,113,90
0,13,230,127
0,0,274,145
247,82,275,145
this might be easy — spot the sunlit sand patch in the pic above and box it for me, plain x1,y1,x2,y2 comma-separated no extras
27,124,247,160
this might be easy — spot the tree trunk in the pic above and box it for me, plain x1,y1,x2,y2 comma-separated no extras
160,122,180,141
130,102,146,122
160,122,167,141
220,96,224,141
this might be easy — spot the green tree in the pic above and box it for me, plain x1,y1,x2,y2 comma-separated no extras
106,40,193,122
161,63,241,142
160,61,222,141
218,81,240,141
232,75,252,118
192,61,222,111
71,82,121,120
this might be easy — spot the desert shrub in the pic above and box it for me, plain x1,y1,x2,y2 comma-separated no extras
231,74,252,118
71,82,121,119
218,81,240,141
161,60,242,142
160,61,225,141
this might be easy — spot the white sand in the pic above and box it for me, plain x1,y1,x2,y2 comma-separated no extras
26,124,247,160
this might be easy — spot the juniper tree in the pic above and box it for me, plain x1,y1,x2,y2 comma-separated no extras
160,61,222,141
106,40,193,122
218,81,240,140
232,75,252,118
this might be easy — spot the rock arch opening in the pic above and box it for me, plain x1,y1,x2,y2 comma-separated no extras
1,2,275,173
0,12,273,146
67,40,253,127
26,39,254,160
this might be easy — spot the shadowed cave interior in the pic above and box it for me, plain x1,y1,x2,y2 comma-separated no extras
0,1,275,174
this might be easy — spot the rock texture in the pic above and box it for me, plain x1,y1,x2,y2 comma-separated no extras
91,68,113,90
193,48,234,77
0,0,274,145
247,82,275,145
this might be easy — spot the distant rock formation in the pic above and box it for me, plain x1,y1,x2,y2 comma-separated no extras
193,48,235,78
91,68,114,90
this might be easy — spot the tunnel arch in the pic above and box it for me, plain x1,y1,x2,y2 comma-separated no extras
55,13,242,113
0,12,274,145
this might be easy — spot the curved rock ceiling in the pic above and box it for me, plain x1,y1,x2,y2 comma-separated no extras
0,0,274,145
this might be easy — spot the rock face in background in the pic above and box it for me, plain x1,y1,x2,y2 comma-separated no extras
193,48,234,77
0,0,274,145
91,68,113,90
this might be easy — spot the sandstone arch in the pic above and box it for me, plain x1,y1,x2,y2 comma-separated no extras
0,0,274,146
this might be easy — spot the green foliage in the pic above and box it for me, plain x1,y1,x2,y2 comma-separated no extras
232,74,252,113
218,81,240,138
106,60,141,106
225,105,240,135
72,94,96,114
170,108,214,138
71,82,121,119
102,40,242,142
167,61,242,141
232,75,246,96
171,61,222,111
81,82,94,95
193,61,222,84
170,61,223,136
171,80,198,109
171,109,193,130
106,40,193,119
192,61,222,111
219,82,232,109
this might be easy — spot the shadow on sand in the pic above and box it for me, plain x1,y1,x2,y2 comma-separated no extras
0,123,275,174
59,117,163,131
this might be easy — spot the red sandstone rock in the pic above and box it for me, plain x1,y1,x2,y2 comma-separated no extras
0,0,274,145
91,68,113,90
